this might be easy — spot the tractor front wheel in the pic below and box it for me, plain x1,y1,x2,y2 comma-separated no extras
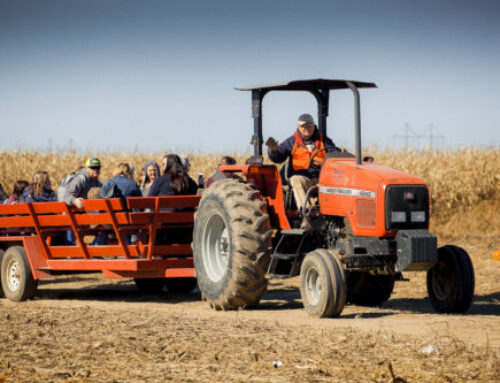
300,249,346,318
1,246,38,302
427,245,475,313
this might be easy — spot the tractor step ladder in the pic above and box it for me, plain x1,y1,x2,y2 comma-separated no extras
267,229,310,278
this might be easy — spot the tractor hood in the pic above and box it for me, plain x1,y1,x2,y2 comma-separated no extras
319,158,426,191
319,158,429,237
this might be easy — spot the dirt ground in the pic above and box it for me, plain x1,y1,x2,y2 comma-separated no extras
1,237,499,382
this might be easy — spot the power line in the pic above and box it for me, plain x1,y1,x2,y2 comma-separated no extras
393,123,445,149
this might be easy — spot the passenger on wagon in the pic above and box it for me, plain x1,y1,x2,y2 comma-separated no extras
23,171,57,203
205,156,242,188
60,157,102,209
100,163,141,199
5,180,29,204
266,113,339,228
148,154,197,197
140,160,160,196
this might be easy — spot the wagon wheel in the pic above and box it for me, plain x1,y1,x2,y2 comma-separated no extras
1,246,38,302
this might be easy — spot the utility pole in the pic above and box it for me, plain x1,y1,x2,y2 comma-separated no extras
393,123,422,149
425,124,445,149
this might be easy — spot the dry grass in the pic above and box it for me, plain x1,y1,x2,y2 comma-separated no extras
1,148,499,238
0,302,498,382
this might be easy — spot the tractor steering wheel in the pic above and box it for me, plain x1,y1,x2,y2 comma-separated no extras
308,146,338,169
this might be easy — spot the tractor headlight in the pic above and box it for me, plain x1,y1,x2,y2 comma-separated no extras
391,211,406,222
385,185,429,230
411,211,426,222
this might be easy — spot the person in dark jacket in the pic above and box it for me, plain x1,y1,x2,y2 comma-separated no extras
149,154,197,197
206,156,242,188
23,171,57,203
266,113,339,227
100,163,141,198
149,154,197,245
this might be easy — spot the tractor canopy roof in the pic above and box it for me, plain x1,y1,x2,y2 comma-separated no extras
235,78,376,92
237,78,376,165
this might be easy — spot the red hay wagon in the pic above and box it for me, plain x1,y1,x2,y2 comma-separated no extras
0,195,200,301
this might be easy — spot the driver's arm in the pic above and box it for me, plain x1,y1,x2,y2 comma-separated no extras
267,136,294,164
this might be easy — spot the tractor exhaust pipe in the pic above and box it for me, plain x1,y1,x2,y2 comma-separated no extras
346,81,362,165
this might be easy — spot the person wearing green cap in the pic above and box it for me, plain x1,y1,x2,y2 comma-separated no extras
61,157,102,209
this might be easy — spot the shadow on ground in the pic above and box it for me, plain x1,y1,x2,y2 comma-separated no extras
34,279,499,316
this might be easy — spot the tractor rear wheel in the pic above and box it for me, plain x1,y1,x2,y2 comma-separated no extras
300,249,346,318
1,246,38,302
346,272,395,306
193,180,273,310
134,278,165,294
165,277,197,293
427,245,475,313
0,248,4,298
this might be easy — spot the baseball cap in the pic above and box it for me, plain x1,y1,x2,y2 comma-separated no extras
297,113,315,126
85,157,101,169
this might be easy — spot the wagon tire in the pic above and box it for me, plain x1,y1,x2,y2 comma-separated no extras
193,179,273,310
300,249,346,318
427,245,475,313
165,277,198,293
134,278,165,294
345,271,395,306
1,246,38,302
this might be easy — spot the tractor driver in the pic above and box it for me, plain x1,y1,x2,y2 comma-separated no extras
266,113,339,227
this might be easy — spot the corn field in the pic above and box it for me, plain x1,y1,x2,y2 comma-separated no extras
1,148,498,238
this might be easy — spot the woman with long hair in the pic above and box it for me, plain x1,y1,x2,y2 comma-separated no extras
149,154,197,196
140,160,160,196
23,171,57,203
165,154,197,195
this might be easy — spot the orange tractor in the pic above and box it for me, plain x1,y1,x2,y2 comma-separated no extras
192,79,475,317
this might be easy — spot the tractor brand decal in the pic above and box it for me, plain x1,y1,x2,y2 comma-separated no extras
319,186,376,199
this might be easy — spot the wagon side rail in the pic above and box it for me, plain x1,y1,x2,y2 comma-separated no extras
0,195,200,279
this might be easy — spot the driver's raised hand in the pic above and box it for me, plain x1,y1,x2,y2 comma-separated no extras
265,137,279,151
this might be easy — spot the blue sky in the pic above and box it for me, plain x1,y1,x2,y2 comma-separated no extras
1,0,499,153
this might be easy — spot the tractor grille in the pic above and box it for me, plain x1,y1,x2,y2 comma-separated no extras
385,185,429,231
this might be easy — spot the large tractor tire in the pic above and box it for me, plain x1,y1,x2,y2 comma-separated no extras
427,245,475,313
0,248,4,298
1,246,38,302
300,249,346,318
345,271,395,307
134,278,165,294
165,277,198,293
193,179,273,310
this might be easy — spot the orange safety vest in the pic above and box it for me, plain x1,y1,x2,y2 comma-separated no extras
291,131,325,171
